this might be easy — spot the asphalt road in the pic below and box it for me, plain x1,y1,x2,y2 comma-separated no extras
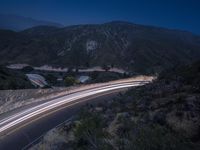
0,80,151,150
0,89,127,150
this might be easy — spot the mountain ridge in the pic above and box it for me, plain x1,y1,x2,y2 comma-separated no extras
0,14,63,31
0,21,200,74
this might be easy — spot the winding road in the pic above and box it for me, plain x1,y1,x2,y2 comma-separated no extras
0,78,152,150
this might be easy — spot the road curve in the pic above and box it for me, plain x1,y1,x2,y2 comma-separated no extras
0,80,151,149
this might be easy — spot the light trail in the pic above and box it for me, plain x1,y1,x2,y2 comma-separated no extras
0,81,150,135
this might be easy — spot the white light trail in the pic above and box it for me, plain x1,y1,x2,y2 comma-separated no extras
0,81,148,134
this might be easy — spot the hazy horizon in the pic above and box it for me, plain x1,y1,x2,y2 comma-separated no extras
0,0,200,34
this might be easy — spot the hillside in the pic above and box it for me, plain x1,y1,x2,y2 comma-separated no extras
0,14,63,31
0,21,200,74
0,66,34,90
32,61,200,150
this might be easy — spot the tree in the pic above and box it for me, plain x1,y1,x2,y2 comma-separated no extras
21,66,34,73
45,74,57,85
64,76,78,86
101,64,110,72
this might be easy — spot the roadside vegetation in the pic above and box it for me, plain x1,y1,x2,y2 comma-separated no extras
1,64,130,90
0,66,34,90
64,76,79,86
89,71,129,83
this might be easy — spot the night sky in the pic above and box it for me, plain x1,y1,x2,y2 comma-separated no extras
0,0,200,34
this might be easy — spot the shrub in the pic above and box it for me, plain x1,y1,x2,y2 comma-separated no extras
73,111,111,149
21,66,34,73
45,74,57,85
64,76,78,86
117,124,194,150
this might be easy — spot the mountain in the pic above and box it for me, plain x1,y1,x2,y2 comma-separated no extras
0,21,200,74
0,66,34,90
0,14,63,31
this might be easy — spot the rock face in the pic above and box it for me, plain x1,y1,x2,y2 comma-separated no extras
86,40,98,52
1,21,200,74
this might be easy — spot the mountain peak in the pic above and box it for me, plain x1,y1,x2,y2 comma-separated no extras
104,20,135,25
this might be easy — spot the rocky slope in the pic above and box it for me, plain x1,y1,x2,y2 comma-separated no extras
1,21,200,74
31,61,200,150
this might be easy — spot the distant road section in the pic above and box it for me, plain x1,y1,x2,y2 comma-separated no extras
26,74,48,87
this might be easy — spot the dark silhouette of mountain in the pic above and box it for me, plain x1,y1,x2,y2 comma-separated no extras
0,21,200,74
0,14,63,31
